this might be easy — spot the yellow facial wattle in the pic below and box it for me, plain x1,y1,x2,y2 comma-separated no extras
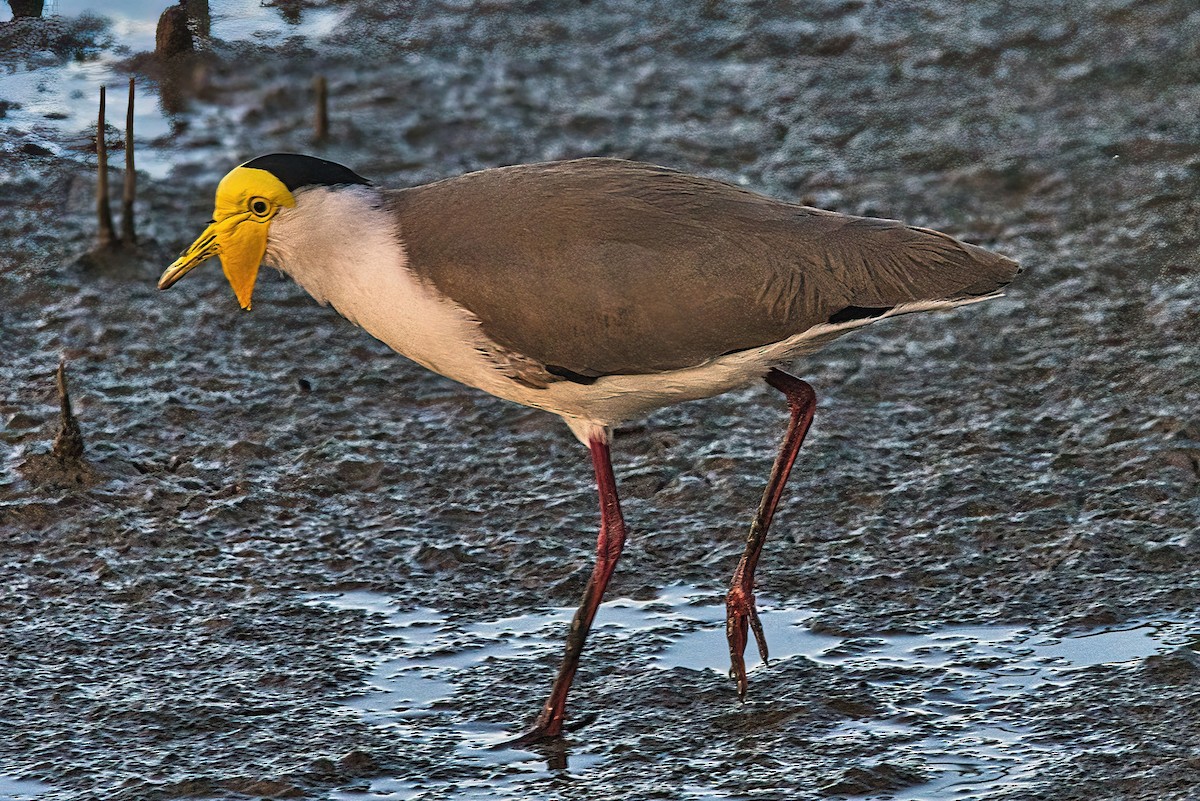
158,166,296,310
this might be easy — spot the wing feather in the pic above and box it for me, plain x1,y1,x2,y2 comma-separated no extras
389,159,1018,377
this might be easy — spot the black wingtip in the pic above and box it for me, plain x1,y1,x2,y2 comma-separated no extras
827,305,894,325
546,365,600,385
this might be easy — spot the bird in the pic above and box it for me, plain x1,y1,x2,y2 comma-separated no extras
159,153,1019,744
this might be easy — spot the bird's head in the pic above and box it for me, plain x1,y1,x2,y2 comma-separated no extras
158,153,371,310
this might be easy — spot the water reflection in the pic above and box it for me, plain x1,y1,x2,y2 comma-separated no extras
0,774,56,800
0,0,347,177
309,586,1196,800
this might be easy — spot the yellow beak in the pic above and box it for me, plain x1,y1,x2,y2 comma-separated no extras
159,221,220,291
158,216,268,311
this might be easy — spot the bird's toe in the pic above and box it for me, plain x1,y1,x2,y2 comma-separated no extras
726,585,769,700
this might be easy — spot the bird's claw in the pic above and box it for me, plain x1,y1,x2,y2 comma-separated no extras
496,710,598,750
499,721,561,749
726,584,769,700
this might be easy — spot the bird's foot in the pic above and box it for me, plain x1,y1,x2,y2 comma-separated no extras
725,583,768,700
496,711,598,749
500,720,561,749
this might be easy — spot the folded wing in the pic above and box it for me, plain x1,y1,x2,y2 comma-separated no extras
389,159,1019,378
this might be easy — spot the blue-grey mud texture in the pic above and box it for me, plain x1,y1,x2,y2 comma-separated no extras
1,1,1198,799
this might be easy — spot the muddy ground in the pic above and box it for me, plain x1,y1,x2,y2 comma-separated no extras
1,1,1198,799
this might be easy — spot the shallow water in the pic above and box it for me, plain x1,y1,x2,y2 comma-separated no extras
310,587,1195,800
0,0,346,43
0,775,56,801
0,1,345,177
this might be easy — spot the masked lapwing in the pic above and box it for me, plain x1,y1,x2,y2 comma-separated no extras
159,154,1020,743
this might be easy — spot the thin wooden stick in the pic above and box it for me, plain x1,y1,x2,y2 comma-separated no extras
95,86,117,250
121,77,136,245
52,357,85,464
314,74,328,142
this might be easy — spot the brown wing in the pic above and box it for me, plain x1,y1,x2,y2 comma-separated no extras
388,158,1019,377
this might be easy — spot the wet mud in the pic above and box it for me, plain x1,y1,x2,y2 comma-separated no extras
1,1,1198,799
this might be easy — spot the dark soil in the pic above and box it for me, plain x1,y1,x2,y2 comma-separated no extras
1,1,1198,799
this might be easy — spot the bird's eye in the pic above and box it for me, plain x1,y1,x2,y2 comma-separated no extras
250,198,270,216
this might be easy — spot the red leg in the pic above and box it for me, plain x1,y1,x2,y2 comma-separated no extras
726,368,816,700
507,435,626,746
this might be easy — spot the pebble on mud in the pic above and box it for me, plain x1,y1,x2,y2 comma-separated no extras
19,142,53,157
1164,449,1200,479
820,761,928,796
1143,647,1200,685
9,0,44,18
336,750,378,777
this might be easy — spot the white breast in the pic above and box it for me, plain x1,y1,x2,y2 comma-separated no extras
265,187,501,388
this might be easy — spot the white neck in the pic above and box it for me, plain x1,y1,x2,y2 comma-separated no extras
265,186,400,319
264,186,489,385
